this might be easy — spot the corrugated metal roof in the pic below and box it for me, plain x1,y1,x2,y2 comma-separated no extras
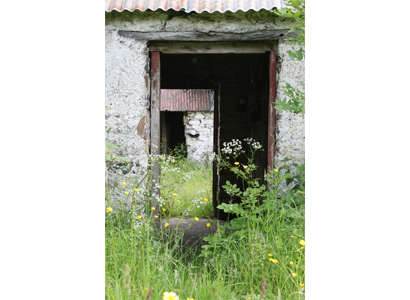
161,89,214,111
105,0,284,13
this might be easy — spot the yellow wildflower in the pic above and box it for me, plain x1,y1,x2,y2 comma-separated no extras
290,261,294,266
135,243,138,246
137,215,141,219
165,223,169,227
292,273,297,278
163,208,166,212
173,193,177,196
234,162,239,165
122,182,126,185
162,292,179,300
204,198,208,202
300,240,305,246
134,188,138,192
154,215,158,218
106,207,113,213
273,259,278,263
151,207,156,210
206,223,210,227
269,258,274,262
299,283,304,287
125,191,129,195
268,253,272,257
243,165,248,169
274,169,278,173
195,217,199,221
177,200,180,203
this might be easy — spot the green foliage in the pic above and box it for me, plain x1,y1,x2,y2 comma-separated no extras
199,139,305,297
272,0,306,118
274,82,305,118
169,142,187,160
159,157,213,218
105,138,305,299
274,0,305,60
105,142,131,164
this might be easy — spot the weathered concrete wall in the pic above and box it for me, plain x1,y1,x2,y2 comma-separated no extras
185,111,214,164
105,26,151,210
275,41,305,165
275,41,305,190
105,30,150,166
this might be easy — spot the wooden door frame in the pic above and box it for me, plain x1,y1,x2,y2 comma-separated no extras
149,43,277,217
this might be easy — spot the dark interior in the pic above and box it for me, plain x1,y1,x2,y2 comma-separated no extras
161,53,270,220
161,111,185,154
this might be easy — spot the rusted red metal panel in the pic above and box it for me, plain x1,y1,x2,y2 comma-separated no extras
267,51,276,172
160,89,214,111
105,0,283,13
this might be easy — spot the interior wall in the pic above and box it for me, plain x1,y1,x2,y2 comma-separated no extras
185,111,214,164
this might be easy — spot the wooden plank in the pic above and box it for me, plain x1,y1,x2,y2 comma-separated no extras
267,51,277,172
212,85,219,218
149,41,277,54
160,112,167,154
119,30,291,42
150,51,161,224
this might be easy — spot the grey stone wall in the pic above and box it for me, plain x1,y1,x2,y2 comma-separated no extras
185,112,214,164
275,42,305,168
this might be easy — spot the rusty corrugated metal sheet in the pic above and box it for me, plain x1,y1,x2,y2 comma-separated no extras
105,0,284,13
160,89,214,111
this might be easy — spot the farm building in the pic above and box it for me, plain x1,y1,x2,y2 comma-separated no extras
105,0,305,220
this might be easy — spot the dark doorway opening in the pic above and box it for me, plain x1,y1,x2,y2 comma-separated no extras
158,53,271,221
160,111,185,155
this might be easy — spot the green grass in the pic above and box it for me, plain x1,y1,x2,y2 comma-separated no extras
105,201,305,300
159,157,213,218
105,154,305,300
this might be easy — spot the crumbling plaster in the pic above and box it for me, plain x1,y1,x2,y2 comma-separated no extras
105,9,304,196
105,28,151,178
275,42,305,169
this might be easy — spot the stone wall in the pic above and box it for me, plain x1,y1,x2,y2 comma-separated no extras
275,42,305,190
185,111,214,164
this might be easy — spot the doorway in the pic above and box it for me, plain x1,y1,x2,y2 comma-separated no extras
160,111,185,155
151,48,276,220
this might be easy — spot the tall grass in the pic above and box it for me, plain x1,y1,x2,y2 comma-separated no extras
105,199,304,300
160,158,213,218
106,142,305,300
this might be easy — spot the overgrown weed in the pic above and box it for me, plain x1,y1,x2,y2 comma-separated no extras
105,138,305,300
